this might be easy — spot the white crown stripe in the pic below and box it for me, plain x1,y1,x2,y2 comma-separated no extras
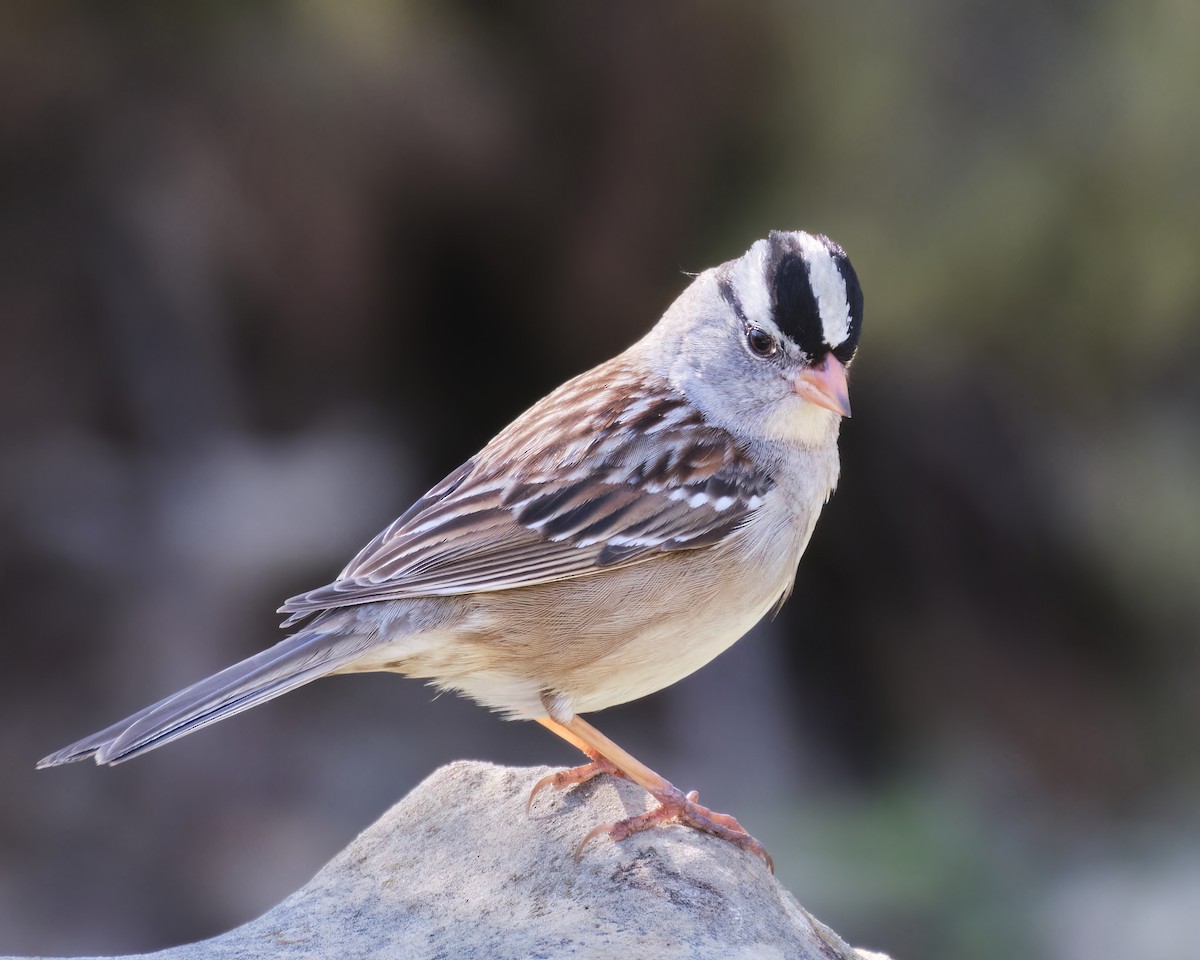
795,234,852,348
726,238,773,329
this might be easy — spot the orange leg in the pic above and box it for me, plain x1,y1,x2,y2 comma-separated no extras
530,714,773,872
526,717,625,813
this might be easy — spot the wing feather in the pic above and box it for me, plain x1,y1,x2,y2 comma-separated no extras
279,358,774,621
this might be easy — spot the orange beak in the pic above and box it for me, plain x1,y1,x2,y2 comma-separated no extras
793,354,851,418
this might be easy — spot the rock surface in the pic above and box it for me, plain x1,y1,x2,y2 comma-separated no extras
8,762,890,959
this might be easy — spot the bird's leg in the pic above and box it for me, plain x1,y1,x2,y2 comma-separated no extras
526,717,624,812
531,714,773,872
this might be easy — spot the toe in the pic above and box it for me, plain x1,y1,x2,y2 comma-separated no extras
527,758,625,814
572,788,774,872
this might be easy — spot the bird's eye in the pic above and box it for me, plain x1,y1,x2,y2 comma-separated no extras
746,328,777,358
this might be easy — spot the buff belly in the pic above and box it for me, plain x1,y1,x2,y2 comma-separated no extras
374,513,809,718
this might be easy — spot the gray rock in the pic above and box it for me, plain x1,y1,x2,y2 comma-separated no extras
8,762,890,959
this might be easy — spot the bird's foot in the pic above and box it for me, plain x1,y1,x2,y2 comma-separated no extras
526,755,625,813
576,783,774,872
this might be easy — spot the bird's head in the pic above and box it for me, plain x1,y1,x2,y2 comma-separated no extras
649,230,864,447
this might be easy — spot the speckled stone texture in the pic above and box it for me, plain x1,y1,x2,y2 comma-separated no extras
9,761,891,960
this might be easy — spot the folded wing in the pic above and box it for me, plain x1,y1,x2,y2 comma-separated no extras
280,360,774,623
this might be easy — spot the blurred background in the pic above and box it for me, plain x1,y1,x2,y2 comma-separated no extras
1,2,1197,958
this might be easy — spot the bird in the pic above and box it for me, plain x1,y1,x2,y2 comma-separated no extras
38,229,863,870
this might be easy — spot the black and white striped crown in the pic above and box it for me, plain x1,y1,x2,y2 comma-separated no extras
721,230,863,364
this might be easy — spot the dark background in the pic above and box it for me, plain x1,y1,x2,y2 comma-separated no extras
2,3,1198,959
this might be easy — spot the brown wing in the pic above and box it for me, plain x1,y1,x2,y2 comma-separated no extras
278,358,774,622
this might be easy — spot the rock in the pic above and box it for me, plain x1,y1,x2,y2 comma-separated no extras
6,762,890,959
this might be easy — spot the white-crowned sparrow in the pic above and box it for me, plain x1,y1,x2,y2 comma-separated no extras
39,229,863,869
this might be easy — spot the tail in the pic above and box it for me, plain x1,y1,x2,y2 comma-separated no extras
38,623,374,768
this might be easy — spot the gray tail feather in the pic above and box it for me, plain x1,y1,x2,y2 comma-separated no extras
37,626,373,768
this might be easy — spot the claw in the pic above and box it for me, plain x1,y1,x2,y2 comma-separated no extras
526,773,556,814
526,757,624,814
574,820,616,861
531,715,774,872
572,785,774,872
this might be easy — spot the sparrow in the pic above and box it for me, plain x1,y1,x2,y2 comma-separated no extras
39,229,863,870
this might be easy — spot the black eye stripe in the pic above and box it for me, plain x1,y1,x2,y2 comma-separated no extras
717,274,748,325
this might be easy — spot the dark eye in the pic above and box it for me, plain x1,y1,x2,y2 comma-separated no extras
746,328,777,358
